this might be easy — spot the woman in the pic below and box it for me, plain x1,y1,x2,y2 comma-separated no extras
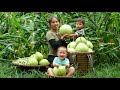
46,16,69,65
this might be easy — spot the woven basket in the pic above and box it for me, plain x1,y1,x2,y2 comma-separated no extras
12,63,50,67
68,52,95,74
12,62,50,72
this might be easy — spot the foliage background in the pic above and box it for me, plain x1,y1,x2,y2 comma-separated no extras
0,12,120,66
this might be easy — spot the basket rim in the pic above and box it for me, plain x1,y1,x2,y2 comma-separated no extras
12,62,50,67
98,42,115,45
68,52,95,54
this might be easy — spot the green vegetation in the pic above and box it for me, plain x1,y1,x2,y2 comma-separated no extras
1,61,120,78
0,12,120,78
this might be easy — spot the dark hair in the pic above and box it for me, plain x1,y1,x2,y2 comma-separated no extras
76,18,85,25
57,46,67,52
48,16,60,25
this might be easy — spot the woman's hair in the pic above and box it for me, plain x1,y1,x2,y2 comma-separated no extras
76,18,85,25
48,16,60,25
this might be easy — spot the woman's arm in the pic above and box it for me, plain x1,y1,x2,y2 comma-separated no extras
69,34,77,37
49,34,68,50
49,39,63,50
67,34,77,41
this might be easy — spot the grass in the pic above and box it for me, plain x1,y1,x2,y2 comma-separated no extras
82,63,120,78
0,60,49,78
0,60,120,78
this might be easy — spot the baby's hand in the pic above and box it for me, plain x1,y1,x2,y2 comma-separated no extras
70,64,73,67
55,64,59,67
65,64,70,69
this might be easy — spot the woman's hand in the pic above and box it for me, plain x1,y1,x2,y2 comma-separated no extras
61,34,69,40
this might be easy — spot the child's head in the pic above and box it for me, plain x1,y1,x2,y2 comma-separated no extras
57,46,68,60
76,18,85,30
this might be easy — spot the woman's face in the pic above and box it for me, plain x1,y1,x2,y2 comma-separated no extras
50,17,60,30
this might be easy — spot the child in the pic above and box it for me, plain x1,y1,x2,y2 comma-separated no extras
68,18,85,40
47,46,75,77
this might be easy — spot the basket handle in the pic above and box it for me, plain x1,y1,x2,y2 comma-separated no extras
71,53,78,71
87,54,95,73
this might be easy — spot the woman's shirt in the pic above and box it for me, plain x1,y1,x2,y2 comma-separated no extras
46,30,67,56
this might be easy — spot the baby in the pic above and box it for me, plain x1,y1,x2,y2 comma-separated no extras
47,46,75,77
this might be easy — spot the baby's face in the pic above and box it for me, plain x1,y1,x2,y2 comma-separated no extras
76,22,84,30
57,47,67,60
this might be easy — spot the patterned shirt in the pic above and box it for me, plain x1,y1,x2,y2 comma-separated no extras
75,29,85,37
